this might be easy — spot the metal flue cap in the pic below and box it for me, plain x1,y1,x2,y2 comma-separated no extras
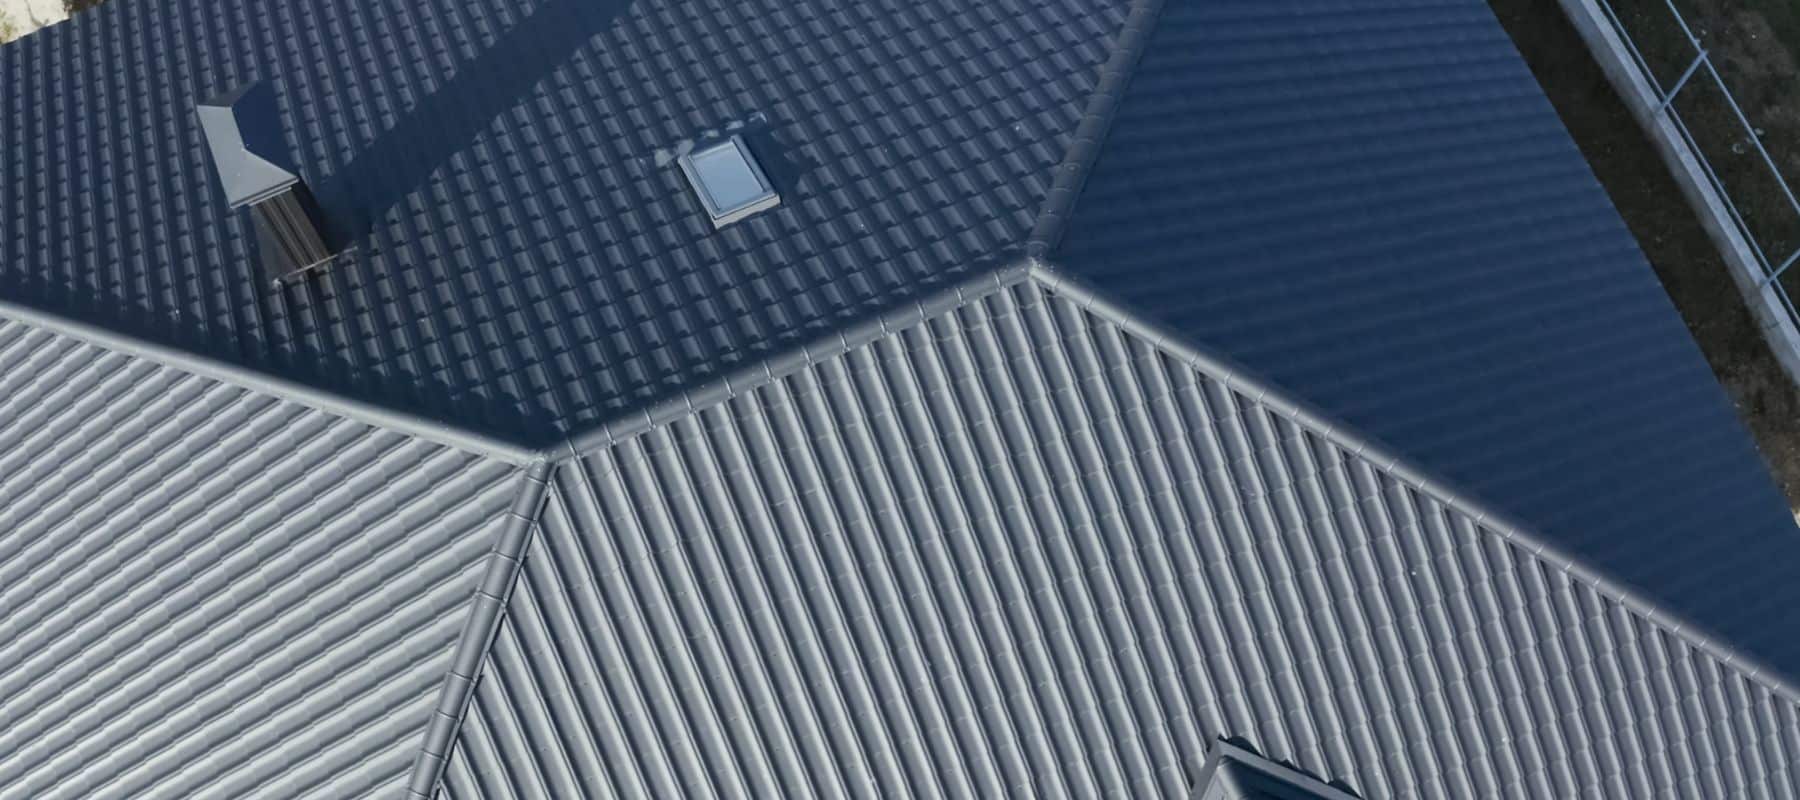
197,82,301,209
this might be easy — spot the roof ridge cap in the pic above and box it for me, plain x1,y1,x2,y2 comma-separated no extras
406,462,554,799
0,297,541,465
1025,260,1800,708
550,259,1037,461
1025,0,1169,258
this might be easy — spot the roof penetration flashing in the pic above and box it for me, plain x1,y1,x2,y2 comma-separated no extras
195,82,302,209
679,134,780,228
1190,741,1361,800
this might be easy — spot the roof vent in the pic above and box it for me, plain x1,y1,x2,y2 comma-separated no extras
198,82,334,286
679,134,780,228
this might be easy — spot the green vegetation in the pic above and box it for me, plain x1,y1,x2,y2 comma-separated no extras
0,9,20,44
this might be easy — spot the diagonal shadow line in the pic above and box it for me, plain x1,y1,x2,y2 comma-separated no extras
309,0,636,244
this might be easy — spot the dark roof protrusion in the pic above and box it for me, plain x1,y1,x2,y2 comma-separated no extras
196,82,302,209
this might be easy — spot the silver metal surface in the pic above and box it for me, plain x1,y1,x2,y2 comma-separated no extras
1598,0,1800,330
677,134,780,228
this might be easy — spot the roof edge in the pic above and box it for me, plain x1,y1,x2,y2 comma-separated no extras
552,260,1037,460
1025,0,1167,258
1027,261,1800,707
406,461,554,799
0,298,542,466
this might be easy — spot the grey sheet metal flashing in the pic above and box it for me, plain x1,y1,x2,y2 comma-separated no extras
1027,261,1800,707
1189,740,1361,800
1025,0,1167,259
406,462,553,800
196,82,303,210
556,261,1037,460
0,299,541,466
0,262,1036,469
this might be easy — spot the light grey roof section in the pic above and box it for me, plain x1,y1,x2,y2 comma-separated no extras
0,314,525,799
0,297,540,465
440,279,1800,799
407,462,552,799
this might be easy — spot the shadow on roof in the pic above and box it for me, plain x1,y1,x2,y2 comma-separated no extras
309,0,637,246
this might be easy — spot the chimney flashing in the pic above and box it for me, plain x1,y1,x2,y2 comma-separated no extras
197,82,303,209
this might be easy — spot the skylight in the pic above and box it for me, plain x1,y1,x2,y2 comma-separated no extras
1192,741,1358,800
679,135,780,228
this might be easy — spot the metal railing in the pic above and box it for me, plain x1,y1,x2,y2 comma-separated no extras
1591,0,1800,327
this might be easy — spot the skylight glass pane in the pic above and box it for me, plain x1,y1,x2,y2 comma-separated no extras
690,144,767,212
679,135,780,227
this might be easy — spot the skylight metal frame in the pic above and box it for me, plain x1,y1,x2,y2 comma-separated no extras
678,134,781,228
1189,741,1360,800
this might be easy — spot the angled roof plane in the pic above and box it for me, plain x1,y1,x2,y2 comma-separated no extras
2,0,1799,797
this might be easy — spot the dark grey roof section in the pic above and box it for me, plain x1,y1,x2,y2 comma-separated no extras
1050,0,1800,676
6,0,1800,794
5,0,1792,690
1191,741,1361,800
0,0,1128,441
554,260,1034,458
438,280,1800,799
0,315,525,799
195,82,301,210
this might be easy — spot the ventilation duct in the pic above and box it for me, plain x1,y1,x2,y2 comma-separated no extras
197,82,334,285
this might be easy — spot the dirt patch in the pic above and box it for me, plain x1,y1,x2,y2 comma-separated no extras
1486,0,1800,508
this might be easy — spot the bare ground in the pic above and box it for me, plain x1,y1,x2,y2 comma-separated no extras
1486,0,1800,508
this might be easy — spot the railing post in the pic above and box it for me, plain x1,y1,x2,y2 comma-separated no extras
1659,49,1708,112
1762,247,1800,289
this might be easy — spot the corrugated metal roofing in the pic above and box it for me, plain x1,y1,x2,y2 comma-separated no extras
0,0,1125,440
436,280,1800,799
1052,0,1800,677
2,0,1792,686
0,315,525,799
4,0,1800,794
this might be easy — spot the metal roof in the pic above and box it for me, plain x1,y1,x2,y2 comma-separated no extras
0,314,526,799
0,0,1125,441
437,278,1800,799
1050,0,1800,678
1,0,1790,659
2,0,1800,795
4,263,1795,798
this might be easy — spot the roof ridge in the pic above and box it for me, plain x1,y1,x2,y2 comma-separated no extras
406,461,553,800
0,262,1037,469
395,259,1800,798
1026,260,1800,709
1025,0,1168,258
551,260,1037,461
391,261,1031,798
0,297,540,465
